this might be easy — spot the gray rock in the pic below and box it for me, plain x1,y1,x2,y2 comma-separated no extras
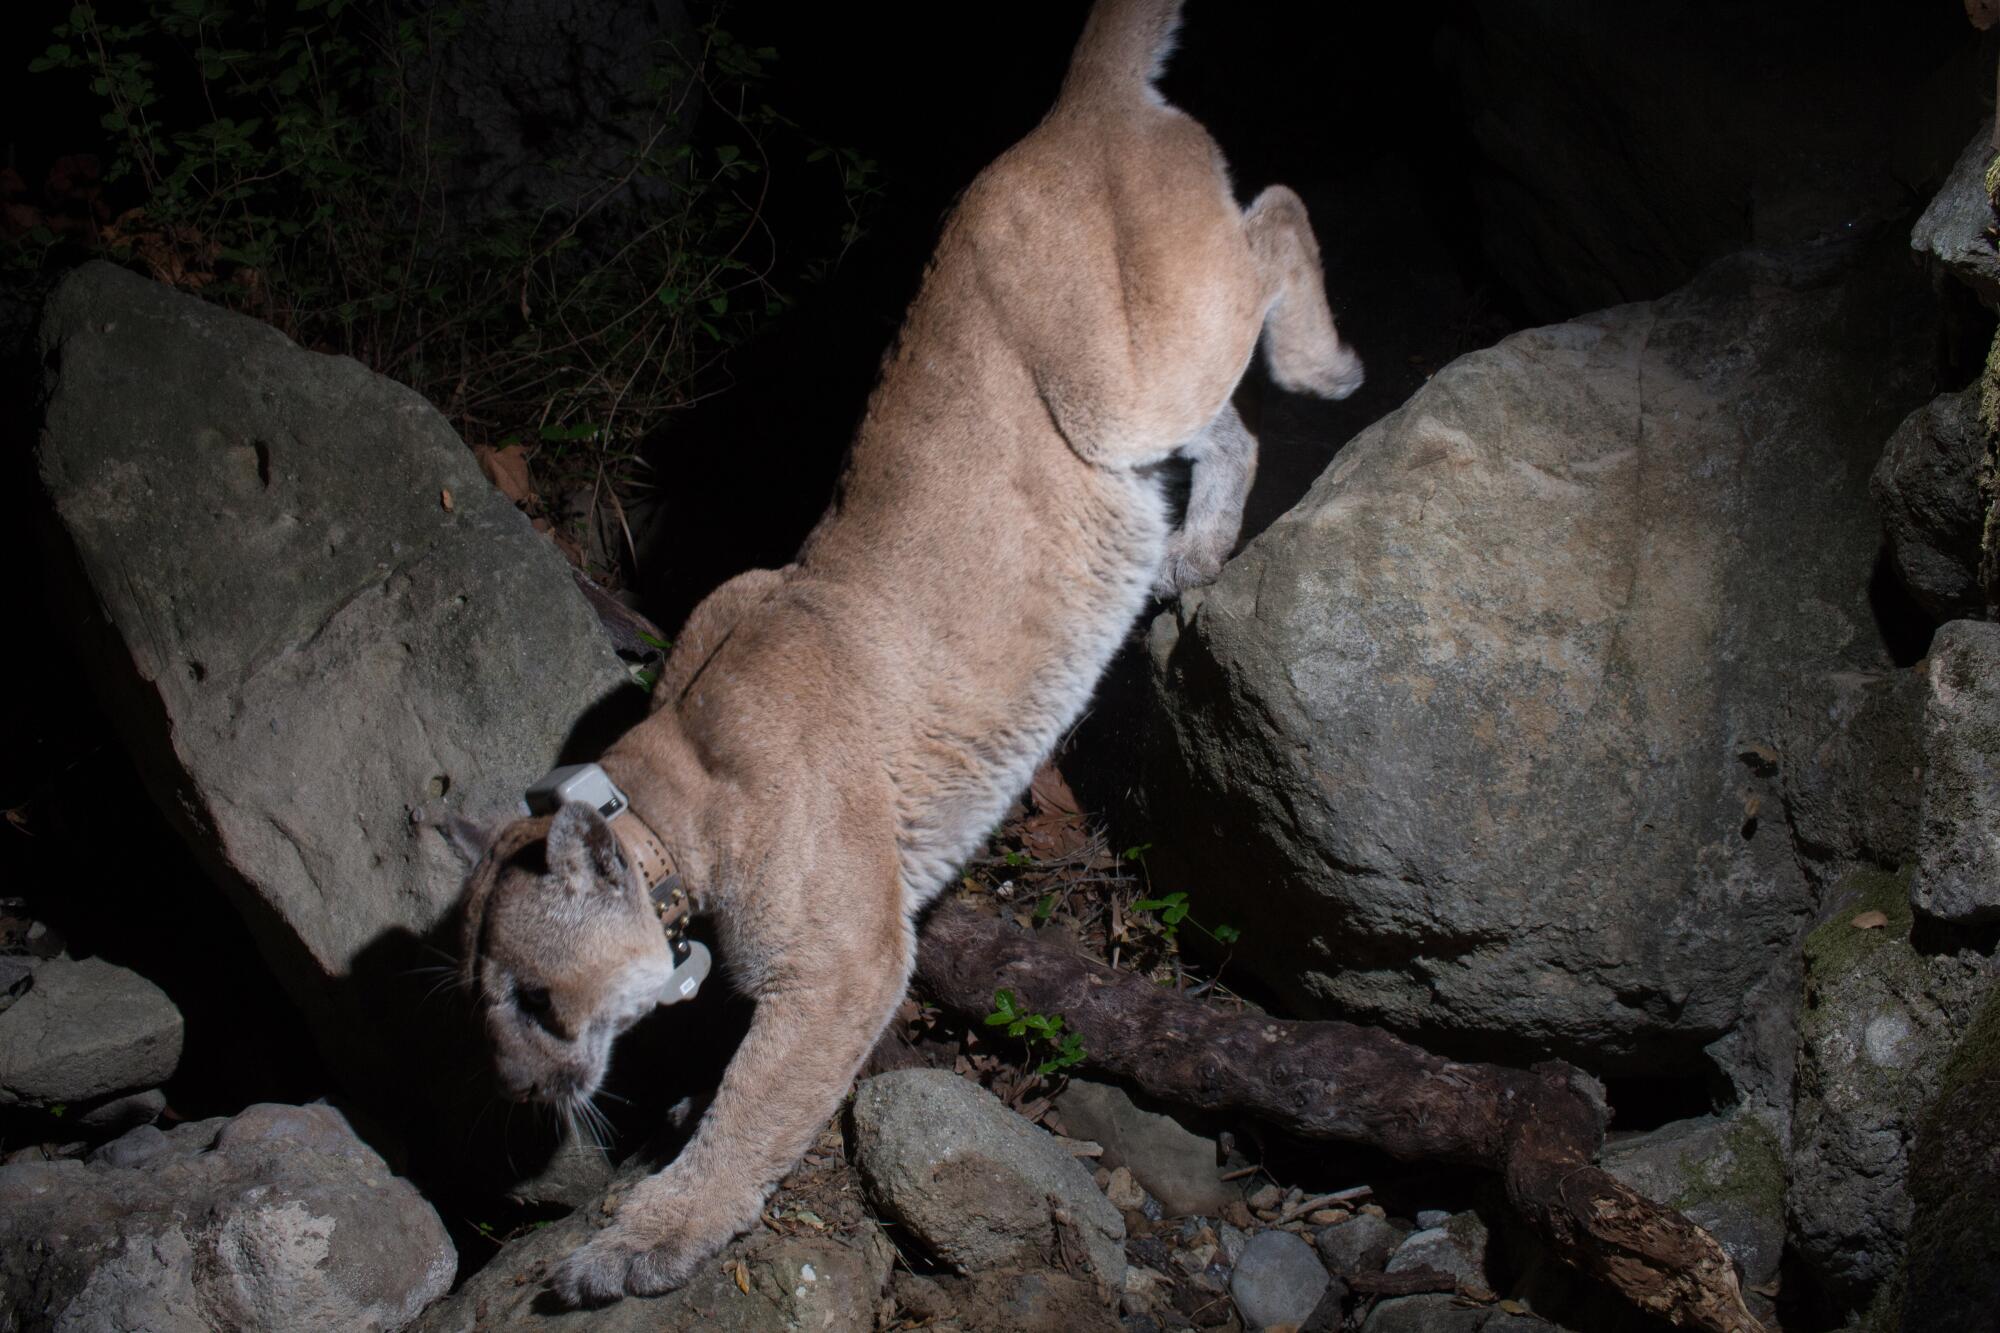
850,1069,1124,1285
1144,245,1933,1076
1873,385,1989,621
1362,1294,1561,1332
1787,868,1995,1320
1902,984,2000,1333
1912,128,2000,305
1230,1229,1330,1330
416,1210,892,1333
1053,1078,1236,1217
1386,1213,1489,1292
1910,621,2000,925
0,955,181,1109
78,1087,169,1133
0,1102,453,1332
1600,1114,1785,1295
36,262,632,1190
1316,1212,1403,1276
1413,1209,1450,1231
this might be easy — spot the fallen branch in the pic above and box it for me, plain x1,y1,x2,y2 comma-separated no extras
914,905,1763,1333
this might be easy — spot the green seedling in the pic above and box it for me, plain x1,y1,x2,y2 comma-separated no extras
1129,890,1241,948
985,988,1087,1077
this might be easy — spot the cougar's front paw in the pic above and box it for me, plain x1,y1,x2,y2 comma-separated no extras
1154,535,1225,599
549,1181,756,1305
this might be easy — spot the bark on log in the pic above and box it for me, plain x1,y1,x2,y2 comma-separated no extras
914,905,1764,1333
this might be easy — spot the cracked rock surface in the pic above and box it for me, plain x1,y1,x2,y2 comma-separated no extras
0,1101,453,1332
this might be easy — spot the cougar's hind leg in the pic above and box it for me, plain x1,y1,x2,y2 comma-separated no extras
1243,185,1363,400
1157,401,1258,598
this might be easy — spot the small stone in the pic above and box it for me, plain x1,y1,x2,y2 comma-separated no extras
1359,1203,1387,1219
1414,1209,1449,1230
1246,1183,1284,1211
77,1088,167,1134
1223,1200,1255,1230
1217,1222,1250,1266
1106,1166,1147,1211
1386,1215,1489,1292
1176,1242,1218,1273
1308,1208,1350,1226
1230,1229,1331,1330
1317,1212,1403,1276
892,1271,954,1323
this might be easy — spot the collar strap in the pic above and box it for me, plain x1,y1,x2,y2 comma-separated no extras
525,762,679,892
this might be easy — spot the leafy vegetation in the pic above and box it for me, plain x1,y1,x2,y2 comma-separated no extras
16,0,877,583
984,988,1086,1077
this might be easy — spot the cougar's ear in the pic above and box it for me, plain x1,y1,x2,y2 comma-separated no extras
440,814,497,866
546,802,628,889
458,816,553,984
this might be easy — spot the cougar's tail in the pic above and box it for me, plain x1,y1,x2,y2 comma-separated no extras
1059,0,1186,104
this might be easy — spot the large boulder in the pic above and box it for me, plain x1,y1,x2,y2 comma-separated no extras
1908,620,2000,925
1786,869,1993,1322
0,954,181,1112
1872,385,1989,622
35,262,635,1190
0,1102,454,1332
1144,244,1934,1075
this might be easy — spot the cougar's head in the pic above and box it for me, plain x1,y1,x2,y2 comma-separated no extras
457,803,678,1104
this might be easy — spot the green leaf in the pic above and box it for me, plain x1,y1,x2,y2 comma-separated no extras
638,630,673,651
1212,923,1242,944
984,989,1019,1025
1033,893,1056,923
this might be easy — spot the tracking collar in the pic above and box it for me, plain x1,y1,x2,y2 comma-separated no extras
525,763,710,1005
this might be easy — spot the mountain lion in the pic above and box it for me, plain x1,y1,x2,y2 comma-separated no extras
458,0,1362,1303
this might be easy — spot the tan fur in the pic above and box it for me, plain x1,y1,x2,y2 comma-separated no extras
460,0,1361,1304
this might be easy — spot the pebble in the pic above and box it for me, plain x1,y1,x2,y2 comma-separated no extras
1246,1183,1284,1211
1230,1229,1331,1329
1308,1207,1351,1226
1105,1166,1147,1211
1316,1212,1404,1276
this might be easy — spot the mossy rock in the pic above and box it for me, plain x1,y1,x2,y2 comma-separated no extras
1900,983,2000,1330
1787,867,1990,1319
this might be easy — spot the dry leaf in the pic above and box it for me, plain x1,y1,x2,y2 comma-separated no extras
1850,910,1889,930
1028,761,1082,815
1498,1299,1531,1316
733,1260,750,1295
439,487,454,512
474,443,535,506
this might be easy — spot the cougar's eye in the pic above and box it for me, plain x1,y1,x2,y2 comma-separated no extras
514,984,553,1018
